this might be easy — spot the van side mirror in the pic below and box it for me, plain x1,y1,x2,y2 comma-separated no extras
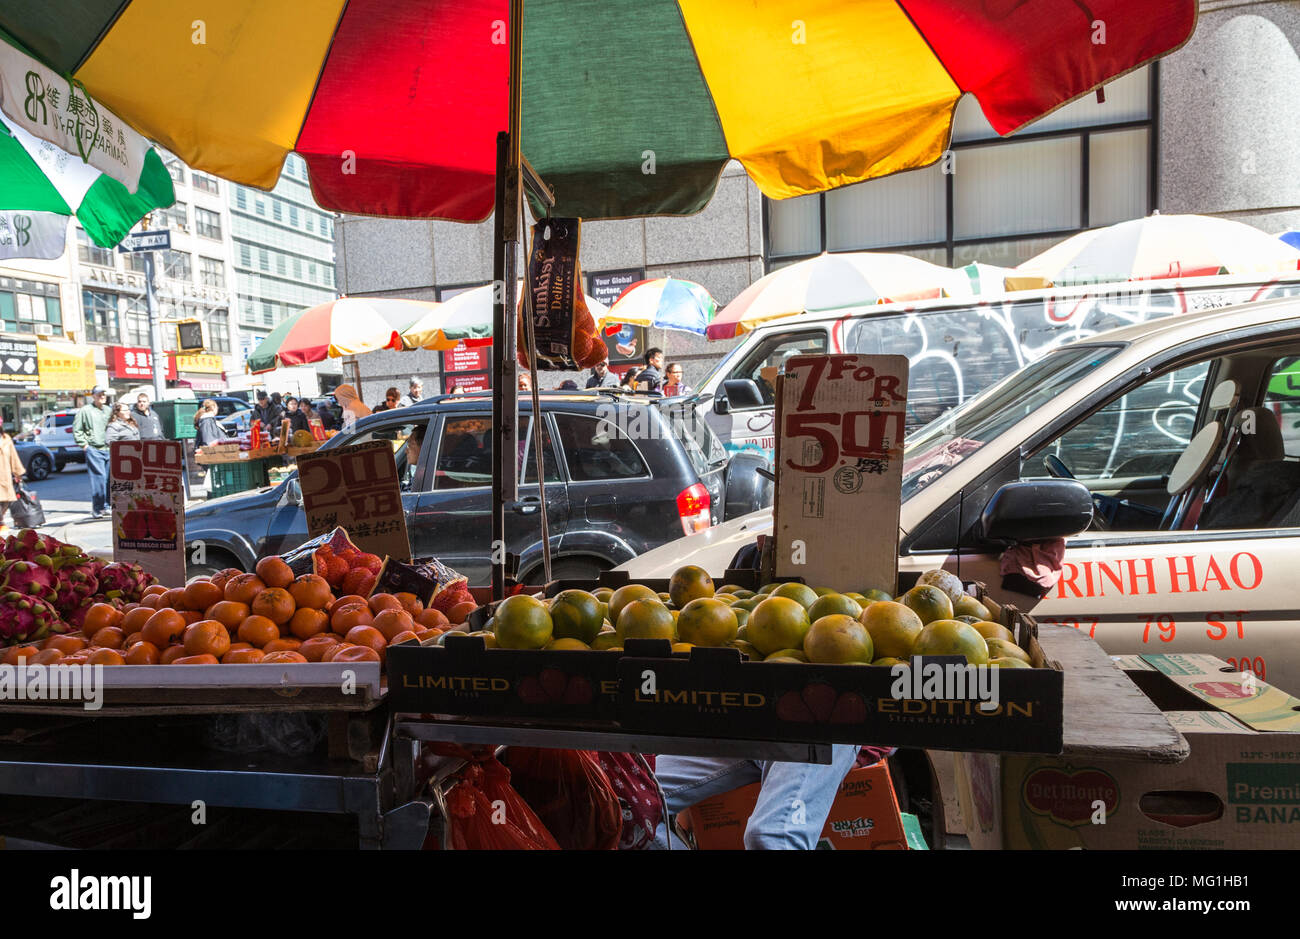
285,477,302,507
720,379,766,412
979,480,1093,543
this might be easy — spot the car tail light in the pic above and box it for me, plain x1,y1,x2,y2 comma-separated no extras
676,483,712,536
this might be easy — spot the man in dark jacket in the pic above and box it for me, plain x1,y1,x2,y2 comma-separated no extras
252,391,284,434
132,393,164,441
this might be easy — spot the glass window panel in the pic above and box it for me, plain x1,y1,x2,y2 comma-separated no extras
826,164,944,251
767,192,821,258
952,233,1070,268
953,137,1081,239
953,66,1150,143
1089,128,1149,227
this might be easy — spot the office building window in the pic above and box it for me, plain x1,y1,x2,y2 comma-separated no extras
199,256,225,288
262,302,274,326
290,205,299,226
273,201,282,222
208,308,231,353
193,172,220,195
276,254,286,275
123,252,148,273
0,288,61,334
195,207,222,240
258,249,269,272
81,290,121,343
235,188,247,210
255,198,265,217
76,229,114,267
166,160,185,185
157,200,188,230
160,250,192,282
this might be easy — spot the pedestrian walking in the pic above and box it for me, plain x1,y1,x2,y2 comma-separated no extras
373,387,402,412
399,376,424,407
131,393,164,440
621,367,642,391
0,417,26,533
638,347,665,392
73,385,111,519
106,403,141,443
663,362,693,396
585,360,619,389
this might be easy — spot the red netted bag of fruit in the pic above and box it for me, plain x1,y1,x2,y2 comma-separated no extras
279,527,384,597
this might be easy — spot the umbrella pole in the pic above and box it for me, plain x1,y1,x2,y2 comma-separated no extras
491,0,525,600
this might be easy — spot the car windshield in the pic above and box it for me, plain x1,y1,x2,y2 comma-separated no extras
657,400,727,474
900,344,1123,499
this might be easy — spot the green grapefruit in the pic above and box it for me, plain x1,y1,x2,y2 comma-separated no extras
748,596,811,655
901,584,954,624
616,597,676,642
549,589,605,644
676,598,739,646
493,596,553,650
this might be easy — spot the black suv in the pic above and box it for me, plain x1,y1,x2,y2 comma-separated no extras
183,391,770,583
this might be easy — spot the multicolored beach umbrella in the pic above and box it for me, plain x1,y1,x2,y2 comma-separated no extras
401,282,610,351
606,278,717,336
0,1,1196,221
246,297,433,374
0,35,173,256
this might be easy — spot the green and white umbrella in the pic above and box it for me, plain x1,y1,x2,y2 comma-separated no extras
0,36,173,259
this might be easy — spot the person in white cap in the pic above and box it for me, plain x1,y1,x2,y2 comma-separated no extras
399,376,424,408
73,385,112,519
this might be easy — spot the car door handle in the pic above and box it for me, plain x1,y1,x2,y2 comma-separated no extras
511,499,539,515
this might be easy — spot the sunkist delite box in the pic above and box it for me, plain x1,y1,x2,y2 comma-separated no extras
954,653,1300,849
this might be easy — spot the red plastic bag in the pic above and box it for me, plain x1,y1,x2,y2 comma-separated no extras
429,753,560,851
502,748,622,850
596,751,664,850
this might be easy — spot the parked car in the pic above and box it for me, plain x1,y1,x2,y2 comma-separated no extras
183,390,767,585
620,296,1300,694
220,408,252,435
17,411,81,471
14,439,56,481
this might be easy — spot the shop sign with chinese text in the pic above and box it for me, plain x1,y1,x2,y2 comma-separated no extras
110,440,185,585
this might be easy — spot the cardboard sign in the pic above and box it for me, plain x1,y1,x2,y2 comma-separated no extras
110,440,186,585
297,440,410,561
774,354,909,593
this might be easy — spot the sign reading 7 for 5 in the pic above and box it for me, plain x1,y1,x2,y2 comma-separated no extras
297,440,411,561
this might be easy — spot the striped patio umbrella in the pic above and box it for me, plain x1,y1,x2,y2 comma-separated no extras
0,2,1196,221
401,282,609,350
605,278,717,336
707,252,964,340
247,297,434,374
1016,215,1300,287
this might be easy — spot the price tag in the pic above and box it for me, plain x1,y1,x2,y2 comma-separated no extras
774,354,908,593
111,440,186,584
297,440,411,561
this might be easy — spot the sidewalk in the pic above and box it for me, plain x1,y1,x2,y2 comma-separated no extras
39,473,211,556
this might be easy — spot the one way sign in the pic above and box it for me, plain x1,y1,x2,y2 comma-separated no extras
117,230,171,253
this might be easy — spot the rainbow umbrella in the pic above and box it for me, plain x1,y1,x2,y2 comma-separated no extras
246,297,434,374
605,278,717,336
400,282,610,351
0,2,1196,221
707,251,964,340
1017,214,1300,286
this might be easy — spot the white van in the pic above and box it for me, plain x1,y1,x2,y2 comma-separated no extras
698,272,1300,464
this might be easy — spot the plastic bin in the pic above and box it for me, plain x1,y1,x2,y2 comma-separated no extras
153,400,200,439
207,459,269,498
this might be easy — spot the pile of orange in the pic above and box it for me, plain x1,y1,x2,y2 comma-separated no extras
0,555,461,667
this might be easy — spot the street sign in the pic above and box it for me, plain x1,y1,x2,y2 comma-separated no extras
117,230,171,252
110,440,186,586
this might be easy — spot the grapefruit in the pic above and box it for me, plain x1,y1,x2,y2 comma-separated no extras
492,595,553,650
549,589,605,644
765,649,809,663
616,598,675,642
917,569,966,604
771,582,819,610
593,587,614,602
732,596,763,612
670,642,695,654
748,596,811,655
730,640,762,661
972,621,1015,643
808,593,863,622
912,619,989,665
859,601,924,659
608,584,659,627
733,608,750,628
804,615,874,664
989,656,1032,668
545,638,590,651
861,588,893,602
986,638,1030,664
953,596,992,620
872,657,909,667
732,589,755,600
757,583,779,595
676,598,738,647
591,631,622,651
901,585,954,624
669,565,715,608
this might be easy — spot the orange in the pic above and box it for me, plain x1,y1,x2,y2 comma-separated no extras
124,631,144,647
172,653,220,665
615,598,675,643
493,595,554,649
121,606,154,635
331,603,373,636
608,584,659,625
299,634,340,661
675,598,739,647
222,647,266,664
289,574,332,611
328,594,369,617
448,601,478,625
141,609,187,648
142,584,168,597
236,615,280,648
90,626,126,650
255,556,295,589
668,565,715,608
388,630,419,647
748,597,812,656
224,573,266,605
45,635,87,655
87,648,125,666
394,592,424,616
251,587,296,625
262,650,308,664
416,608,449,629
183,620,232,658
859,601,924,659
288,608,330,640
209,569,238,594
138,594,162,610
414,628,441,642
183,580,224,612
83,602,125,635
162,587,188,610
332,645,380,664
206,600,250,631
30,648,64,665
372,609,415,642
124,642,160,665
344,625,387,654
226,642,253,652
263,637,302,654
2,645,39,665
159,645,189,665
180,610,203,626
320,642,354,662
368,593,402,614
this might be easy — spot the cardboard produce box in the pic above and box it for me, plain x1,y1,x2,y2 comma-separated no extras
954,653,1300,849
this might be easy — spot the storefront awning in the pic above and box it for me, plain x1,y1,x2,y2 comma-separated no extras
36,341,94,391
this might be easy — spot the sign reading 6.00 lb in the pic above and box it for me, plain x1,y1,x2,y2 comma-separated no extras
297,440,410,561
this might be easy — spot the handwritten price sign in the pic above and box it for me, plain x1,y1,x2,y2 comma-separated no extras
297,440,411,561
775,354,908,593
111,440,186,585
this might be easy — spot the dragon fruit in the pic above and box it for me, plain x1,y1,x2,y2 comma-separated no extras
2,530,61,563
0,592,63,644
96,562,158,602
0,559,58,600
52,555,101,614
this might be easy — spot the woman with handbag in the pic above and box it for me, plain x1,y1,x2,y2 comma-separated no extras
0,418,27,532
